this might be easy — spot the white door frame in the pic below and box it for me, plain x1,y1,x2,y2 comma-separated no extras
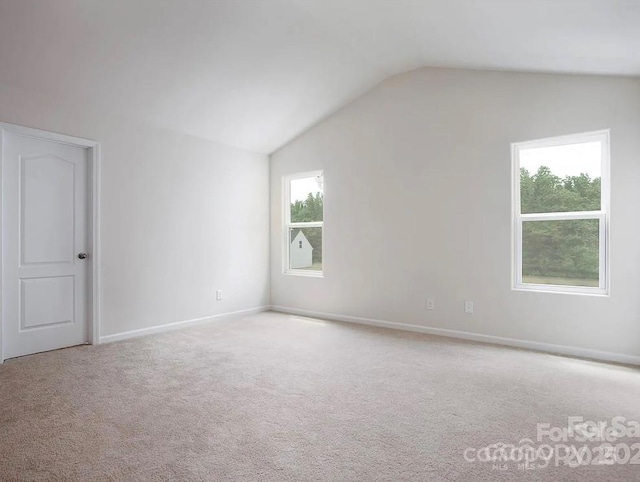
0,122,101,363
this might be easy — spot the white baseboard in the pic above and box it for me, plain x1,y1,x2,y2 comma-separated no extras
270,305,640,366
99,306,270,344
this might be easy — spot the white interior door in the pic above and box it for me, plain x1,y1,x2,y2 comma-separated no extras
2,132,90,359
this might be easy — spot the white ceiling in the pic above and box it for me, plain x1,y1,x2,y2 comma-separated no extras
1,0,638,154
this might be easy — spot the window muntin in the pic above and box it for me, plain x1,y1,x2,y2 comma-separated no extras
284,172,323,276
513,131,609,295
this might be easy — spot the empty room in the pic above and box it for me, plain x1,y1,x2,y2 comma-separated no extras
1,0,640,480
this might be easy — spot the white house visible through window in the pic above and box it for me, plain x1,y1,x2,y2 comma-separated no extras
512,131,609,295
284,171,323,276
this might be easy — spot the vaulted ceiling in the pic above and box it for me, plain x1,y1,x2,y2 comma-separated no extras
1,0,638,154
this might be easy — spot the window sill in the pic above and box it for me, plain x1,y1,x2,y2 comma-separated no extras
513,284,609,297
283,269,324,278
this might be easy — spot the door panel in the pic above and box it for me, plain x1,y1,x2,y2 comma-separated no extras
21,276,75,330
2,132,89,359
21,155,75,264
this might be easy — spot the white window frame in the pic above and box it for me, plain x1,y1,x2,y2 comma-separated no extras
283,170,324,277
511,130,610,296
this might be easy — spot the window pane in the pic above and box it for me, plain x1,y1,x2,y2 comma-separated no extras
522,219,599,287
290,176,323,222
289,227,322,271
520,142,601,214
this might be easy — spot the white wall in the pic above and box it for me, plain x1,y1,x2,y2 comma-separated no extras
0,83,270,338
270,67,640,359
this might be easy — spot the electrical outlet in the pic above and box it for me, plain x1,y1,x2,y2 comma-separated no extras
464,301,474,314
216,290,223,301
426,298,435,310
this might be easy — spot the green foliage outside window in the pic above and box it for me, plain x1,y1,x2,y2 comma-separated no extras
520,166,601,213
291,193,323,264
520,167,601,286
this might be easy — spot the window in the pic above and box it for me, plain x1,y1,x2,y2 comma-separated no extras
284,171,323,276
512,131,609,295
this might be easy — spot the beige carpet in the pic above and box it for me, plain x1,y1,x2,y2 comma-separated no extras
1,311,639,481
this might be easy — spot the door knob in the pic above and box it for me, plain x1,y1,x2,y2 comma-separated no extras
77,253,88,260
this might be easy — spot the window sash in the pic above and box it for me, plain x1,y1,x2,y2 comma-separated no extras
514,213,607,294
288,221,323,228
519,210,603,222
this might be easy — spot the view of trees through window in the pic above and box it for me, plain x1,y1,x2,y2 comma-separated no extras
520,166,601,287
